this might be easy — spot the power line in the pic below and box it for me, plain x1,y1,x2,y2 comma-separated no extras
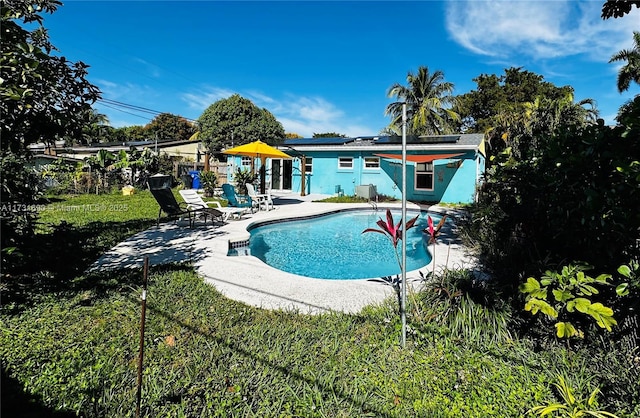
96,98,199,124
98,102,154,122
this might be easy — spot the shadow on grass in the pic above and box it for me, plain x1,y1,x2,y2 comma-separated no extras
2,218,156,311
5,263,391,417
1,369,76,418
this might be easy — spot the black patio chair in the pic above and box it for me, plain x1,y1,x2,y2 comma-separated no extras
149,187,198,228
149,188,222,229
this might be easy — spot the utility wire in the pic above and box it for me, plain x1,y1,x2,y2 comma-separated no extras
96,98,199,124
98,102,154,122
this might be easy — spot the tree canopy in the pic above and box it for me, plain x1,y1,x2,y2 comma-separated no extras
601,0,640,19
312,132,347,138
146,113,197,141
1,0,101,268
454,67,575,134
1,0,100,154
197,94,285,152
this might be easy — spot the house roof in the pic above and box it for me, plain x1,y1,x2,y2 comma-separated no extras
282,133,484,153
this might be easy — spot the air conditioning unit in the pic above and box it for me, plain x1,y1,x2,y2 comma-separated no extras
355,184,377,200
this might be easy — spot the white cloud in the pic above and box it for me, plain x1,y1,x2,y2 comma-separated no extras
445,1,638,61
132,57,162,78
182,87,373,137
182,87,236,111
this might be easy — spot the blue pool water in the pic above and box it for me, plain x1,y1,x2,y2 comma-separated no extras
247,209,442,280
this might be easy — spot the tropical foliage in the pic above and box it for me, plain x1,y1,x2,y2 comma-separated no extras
609,31,640,93
454,67,576,135
1,0,100,273
601,0,640,19
385,66,459,136
199,170,218,197
0,0,100,154
465,94,639,283
363,209,420,319
520,265,617,340
528,375,619,418
78,109,111,144
232,168,257,195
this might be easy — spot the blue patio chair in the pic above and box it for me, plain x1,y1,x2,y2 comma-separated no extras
222,184,255,213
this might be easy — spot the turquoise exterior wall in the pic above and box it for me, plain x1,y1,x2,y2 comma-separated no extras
292,151,482,204
227,150,483,204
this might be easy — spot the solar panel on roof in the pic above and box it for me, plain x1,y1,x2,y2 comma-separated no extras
283,137,355,146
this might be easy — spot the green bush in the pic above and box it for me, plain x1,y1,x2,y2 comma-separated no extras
232,168,256,195
412,269,514,345
463,97,640,299
199,170,218,197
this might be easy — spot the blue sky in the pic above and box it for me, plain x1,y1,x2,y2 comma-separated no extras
44,1,639,137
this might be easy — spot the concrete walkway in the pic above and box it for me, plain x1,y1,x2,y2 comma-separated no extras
92,193,476,314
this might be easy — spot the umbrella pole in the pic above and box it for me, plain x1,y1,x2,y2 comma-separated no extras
260,157,267,194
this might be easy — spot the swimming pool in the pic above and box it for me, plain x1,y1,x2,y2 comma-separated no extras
245,209,443,280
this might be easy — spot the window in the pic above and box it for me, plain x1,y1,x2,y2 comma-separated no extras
304,157,313,174
241,156,252,167
363,157,380,169
415,162,434,190
338,157,353,169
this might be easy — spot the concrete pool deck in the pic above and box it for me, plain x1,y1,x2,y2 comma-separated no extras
92,192,477,314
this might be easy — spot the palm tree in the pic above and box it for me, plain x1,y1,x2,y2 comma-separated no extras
385,66,460,136
81,109,111,144
609,31,640,92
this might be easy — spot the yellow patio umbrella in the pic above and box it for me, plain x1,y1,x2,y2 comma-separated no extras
223,140,291,193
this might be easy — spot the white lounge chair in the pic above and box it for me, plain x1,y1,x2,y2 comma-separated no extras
245,183,274,211
179,189,249,221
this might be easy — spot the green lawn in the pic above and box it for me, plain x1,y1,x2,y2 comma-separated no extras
1,191,637,417
37,189,169,229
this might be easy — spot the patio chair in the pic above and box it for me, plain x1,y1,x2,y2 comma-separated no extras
246,183,274,211
179,189,248,221
221,184,255,213
149,187,196,228
150,187,222,228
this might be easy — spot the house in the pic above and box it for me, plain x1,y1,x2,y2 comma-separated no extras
226,134,485,204
28,138,207,161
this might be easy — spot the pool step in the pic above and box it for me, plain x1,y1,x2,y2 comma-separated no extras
228,238,251,256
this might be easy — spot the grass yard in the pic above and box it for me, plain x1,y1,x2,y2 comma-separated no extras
36,188,172,229
2,266,557,417
1,191,638,417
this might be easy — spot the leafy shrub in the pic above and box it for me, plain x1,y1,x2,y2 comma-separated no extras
413,269,514,345
232,168,256,195
199,170,218,197
528,375,620,417
463,97,640,301
520,264,617,340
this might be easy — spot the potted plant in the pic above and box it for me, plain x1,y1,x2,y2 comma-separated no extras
199,170,218,197
233,168,257,195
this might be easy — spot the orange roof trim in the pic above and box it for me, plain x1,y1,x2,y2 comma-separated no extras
374,153,464,163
